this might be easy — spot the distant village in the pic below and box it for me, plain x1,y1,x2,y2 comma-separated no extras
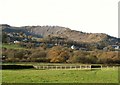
3,31,120,51
2,30,120,64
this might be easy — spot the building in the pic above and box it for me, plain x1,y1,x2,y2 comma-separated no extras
14,40,20,44
112,45,119,50
71,45,76,49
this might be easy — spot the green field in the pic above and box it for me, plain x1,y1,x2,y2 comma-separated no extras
2,44,25,49
2,68,118,83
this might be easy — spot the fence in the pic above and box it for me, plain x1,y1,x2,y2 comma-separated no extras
33,65,102,70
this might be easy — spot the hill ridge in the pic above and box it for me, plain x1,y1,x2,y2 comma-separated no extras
1,24,118,44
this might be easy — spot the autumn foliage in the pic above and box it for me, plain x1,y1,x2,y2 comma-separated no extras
2,46,120,64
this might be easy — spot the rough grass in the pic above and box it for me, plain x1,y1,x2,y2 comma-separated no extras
2,68,118,83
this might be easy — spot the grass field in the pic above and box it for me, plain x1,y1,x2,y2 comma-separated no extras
2,68,118,83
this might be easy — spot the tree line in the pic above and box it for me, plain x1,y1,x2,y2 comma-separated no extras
2,46,120,64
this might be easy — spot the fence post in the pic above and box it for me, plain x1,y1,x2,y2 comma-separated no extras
47,66,48,69
107,66,109,69
65,66,66,69
113,66,115,69
70,66,72,69
51,66,53,69
85,65,87,69
75,66,76,69
43,66,44,69
101,65,102,69
61,66,62,69
56,66,57,70
80,65,81,69
90,65,91,70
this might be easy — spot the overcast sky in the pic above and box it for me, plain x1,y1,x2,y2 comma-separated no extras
0,0,119,37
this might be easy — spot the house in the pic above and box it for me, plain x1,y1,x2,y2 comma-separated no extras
71,45,76,49
103,47,108,51
103,45,120,51
112,45,119,50
55,43,58,46
71,45,79,50
14,40,20,44
7,33,13,37
23,38,28,42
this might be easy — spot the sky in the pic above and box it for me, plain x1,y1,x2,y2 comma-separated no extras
0,0,119,37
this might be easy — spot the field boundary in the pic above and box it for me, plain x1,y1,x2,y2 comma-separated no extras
1,64,118,70
33,65,119,70
33,65,102,70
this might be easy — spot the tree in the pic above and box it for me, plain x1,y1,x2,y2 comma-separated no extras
2,32,9,43
30,51,47,62
47,46,70,63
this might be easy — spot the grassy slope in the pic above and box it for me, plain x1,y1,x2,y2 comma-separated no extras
2,68,118,83
2,44,26,49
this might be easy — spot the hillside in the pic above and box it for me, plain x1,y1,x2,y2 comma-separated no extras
1,24,118,44
1,24,120,64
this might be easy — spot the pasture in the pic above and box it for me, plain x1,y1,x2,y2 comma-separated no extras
2,44,25,49
2,67,119,83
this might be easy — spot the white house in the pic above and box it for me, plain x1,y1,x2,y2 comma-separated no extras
71,45,76,49
112,45,119,50
14,40,20,44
